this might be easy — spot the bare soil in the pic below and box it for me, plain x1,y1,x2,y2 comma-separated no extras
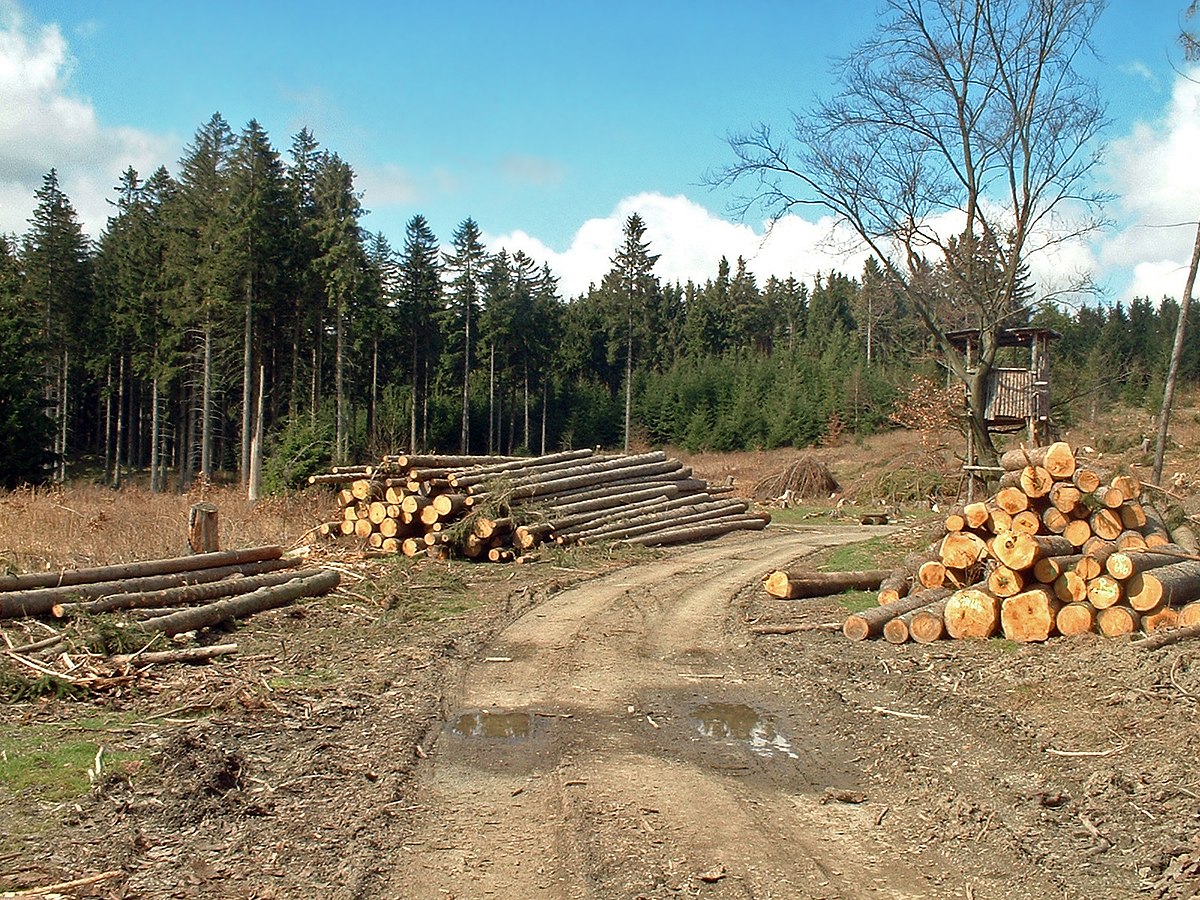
4,413,1200,898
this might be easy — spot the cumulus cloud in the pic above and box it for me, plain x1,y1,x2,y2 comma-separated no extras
0,4,170,237
486,192,876,298
1096,66,1200,302
354,161,420,209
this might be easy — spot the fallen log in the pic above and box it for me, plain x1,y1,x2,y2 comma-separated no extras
765,568,893,600
1131,620,1200,650
0,546,284,594
54,564,319,617
843,588,952,641
0,557,301,619
137,569,341,636
1126,560,1200,611
619,514,769,547
999,442,1075,478
111,643,239,667
990,532,1074,571
1096,606,1140,637
909,598,951,643
1056,601,1097,636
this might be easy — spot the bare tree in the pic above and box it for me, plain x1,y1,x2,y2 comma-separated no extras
714,0,1109,465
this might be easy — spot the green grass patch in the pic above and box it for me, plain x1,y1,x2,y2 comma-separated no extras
824,536,898,572
267,668,338,690
0,718,143,801
836,590,878,613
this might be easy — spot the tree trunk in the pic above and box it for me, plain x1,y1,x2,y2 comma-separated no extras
624,309,633,454
188,502,220,553
335,301,346,463
248,365,265,502
112,354,125,489
242,287,253,487
1154,220,1200,485
843,587,951,640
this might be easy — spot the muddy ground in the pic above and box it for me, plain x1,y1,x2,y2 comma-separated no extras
3,521,1200,899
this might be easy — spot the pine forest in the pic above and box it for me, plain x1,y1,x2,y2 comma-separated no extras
2,112,1195,492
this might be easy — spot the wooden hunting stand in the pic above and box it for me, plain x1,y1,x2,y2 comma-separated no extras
946,326,1059,500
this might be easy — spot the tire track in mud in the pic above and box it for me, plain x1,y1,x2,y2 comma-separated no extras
386,528,956,899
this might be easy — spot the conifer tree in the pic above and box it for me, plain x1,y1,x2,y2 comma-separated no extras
607,213,660,452
398,214,442,451
443,218,488,453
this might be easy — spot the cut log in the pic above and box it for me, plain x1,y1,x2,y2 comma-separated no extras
940,532,989,568
187,502,220,553
1072,467,1103,493
1105,550,1186,581
1062,519,1093,547
1096,606,1140,637
1048,482,1083,514
1126,560,1200,611
0,553,295,619
1110,473,1142,502
1179,600,1200,628
877,570,911,606
943,588,1001,639
842,588,952,641
1056,601,1097,636
138,569,341,636
994,486,1030,514
909,599,950,643
1010,510,1042,535
765,568,893,600
1032,554,1082,583
990,531,1074,571
987,508,1014,533
1090,509,1123,542
619,514,768,547
1001,586,1061,642
1052,570,1088,604
1040,506,1070,535
1141,606,1179,632
999,442,1075,478
111,643,239,667
918,560,947,589
1085,575,1123,609
1019,465,1054,498
1119,501,1148,531
1172,523,1200,554
987,564,1024,598
1115,530,1149,552
963,502,991,529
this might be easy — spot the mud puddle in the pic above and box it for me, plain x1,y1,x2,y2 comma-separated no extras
690,701,798,759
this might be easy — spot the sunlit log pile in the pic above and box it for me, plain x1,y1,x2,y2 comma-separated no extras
307,449,769,561
766,440,1200,644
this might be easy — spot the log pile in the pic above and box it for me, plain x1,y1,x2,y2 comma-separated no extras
307,449,769,561
765,440,1200,645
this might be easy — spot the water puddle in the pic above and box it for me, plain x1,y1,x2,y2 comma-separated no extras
449,710,533,739
690,702,798,759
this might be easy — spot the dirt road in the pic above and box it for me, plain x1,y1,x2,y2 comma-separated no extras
388,527,936,899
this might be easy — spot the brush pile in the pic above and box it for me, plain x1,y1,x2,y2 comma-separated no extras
308,449,769,561
769,440,1200,644
750,456,841,503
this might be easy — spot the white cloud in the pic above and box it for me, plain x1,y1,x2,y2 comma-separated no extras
486,192,875,298
1096,65,1200,302
0,4,170,237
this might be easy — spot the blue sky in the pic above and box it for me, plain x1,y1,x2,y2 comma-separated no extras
1,0,1197,301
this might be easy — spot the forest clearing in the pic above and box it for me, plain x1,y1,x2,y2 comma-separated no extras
1,409,1200,899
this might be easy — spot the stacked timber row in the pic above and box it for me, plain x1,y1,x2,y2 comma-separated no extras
844,441,1200,643
0,545,340,636
308,449,768,560
763,440,1200,644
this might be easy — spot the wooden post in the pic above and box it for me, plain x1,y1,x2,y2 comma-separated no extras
188,502,220,553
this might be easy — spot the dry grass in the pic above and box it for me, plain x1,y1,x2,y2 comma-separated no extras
0,483,329,574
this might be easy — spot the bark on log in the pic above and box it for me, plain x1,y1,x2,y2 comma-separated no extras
55,563,312,616
1056,601,1097,636
138,569,341,636
1131,620,1200,650
1172,523,1200,554
111,643,238,667
765,568,893,600
877,570,911,605
618,514,769,547
187,502,220,553
943,588,1001,639
0,555,297,619
999,442,1075,478
506,460,686,501
574,499,748,544
1001,586,1061,642
1127,560,1200,611
842,588,951,641
1105,550,1187,581
0,545,284,595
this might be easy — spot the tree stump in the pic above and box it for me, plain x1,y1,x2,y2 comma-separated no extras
187,502,220,554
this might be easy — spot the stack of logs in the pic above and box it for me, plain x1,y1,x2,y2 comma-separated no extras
0,545,340,653
792,440,1200,644
308,449,768,561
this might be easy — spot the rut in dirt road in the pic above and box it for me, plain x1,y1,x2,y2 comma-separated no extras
384,527,959,900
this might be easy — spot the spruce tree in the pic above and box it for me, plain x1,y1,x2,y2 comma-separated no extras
443,218,488,453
